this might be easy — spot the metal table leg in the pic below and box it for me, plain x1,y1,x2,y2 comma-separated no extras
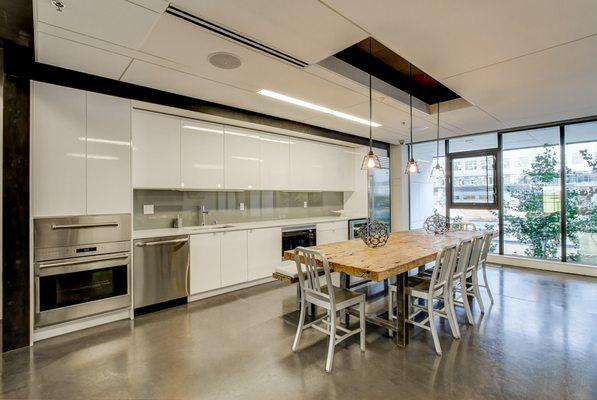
340,272,350,325
395,272,409,347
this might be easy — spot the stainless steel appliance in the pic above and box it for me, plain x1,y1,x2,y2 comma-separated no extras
133,236,189,310
282,226,316,255
34,214,131,328
348,218,368,239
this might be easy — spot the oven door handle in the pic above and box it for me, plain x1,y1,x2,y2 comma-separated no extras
51,222,119,230
135,238,188,247
36,253,130,272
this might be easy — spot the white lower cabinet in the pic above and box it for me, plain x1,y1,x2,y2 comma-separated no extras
190,233,221,294
220,230,248,287
316,222,349,245
248,227,282,280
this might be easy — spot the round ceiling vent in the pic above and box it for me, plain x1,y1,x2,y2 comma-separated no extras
208,52,242,70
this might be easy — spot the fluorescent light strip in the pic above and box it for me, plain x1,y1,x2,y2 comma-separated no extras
257,89,381,128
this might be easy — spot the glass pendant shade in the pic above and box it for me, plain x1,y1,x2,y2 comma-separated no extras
430,162,444,178
404,158,420,174
361,150,381,169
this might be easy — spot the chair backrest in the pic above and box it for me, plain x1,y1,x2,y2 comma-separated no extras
454,238,473,279
294,247,334,304
451,222,477,231
467,235,485,273
478,232,493,264
429,243,458,296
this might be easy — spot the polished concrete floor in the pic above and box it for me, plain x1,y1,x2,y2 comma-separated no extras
1,266,596,400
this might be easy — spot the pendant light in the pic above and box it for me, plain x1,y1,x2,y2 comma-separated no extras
430,102,444,178
404,63,420,174
361,37,381,170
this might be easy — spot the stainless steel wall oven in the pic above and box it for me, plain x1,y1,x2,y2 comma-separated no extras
34,215,131,327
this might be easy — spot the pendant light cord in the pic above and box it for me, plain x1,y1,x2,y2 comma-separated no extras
369,37,373,152
436,102,440,160
409,63,413,146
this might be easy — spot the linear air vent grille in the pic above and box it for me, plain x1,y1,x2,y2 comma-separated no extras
166,6,308,68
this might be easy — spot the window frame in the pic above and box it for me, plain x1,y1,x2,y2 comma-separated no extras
446,148,499,210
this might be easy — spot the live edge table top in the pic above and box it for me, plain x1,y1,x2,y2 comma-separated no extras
283,229,486,282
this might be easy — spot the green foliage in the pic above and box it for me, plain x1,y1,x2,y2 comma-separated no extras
505,146,597,260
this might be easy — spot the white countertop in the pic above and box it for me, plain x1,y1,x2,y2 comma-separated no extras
133,215,367,240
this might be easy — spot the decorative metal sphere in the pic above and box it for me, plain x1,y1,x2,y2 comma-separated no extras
423,211,448,235
359,220,389,248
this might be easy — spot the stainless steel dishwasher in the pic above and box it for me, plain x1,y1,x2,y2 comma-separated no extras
133,235,189,310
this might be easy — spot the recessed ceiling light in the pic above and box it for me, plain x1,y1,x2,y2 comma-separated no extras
208,52,242,69
257,89,382,128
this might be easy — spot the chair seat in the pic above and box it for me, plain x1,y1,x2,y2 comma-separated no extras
305,285,364,309
274,260,308,278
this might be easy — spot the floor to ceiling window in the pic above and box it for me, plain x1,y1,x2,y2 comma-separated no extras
408,119,597,266
408,141,445,228
564,122,597,265
502,127,562,260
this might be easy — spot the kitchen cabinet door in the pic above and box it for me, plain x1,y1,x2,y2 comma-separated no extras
181,119,224,190
220,230,248,287
190,233,221,294
86,92,132,214
224,127,260,190
259,133,290,190
289,138,324,191
132,110,180,189
340,146,356,191
248,227,282,280
316,222,349,245
32,82,86,217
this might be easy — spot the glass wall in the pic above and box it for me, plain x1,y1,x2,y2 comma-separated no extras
565,122,597,265
502,128,561,260
408,120,597,266
369,154,391,227
409,141,445,228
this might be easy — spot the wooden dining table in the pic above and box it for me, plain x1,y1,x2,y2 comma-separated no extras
283,228,485,348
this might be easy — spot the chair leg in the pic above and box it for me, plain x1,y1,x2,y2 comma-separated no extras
428,301,442,356
444,292,460,339
387,287,394,337
461,277,474,325
325,310,337,373
359,300,366,351
482,262,494,304
292,299,307,352
472,273,485,314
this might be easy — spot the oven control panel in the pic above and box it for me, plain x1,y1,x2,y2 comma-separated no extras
35,240,131,262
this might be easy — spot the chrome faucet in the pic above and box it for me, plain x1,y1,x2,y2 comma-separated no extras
199,205,209,226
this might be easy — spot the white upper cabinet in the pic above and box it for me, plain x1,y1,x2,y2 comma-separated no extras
86,92,131,214
32,82,87,217
181,119,224,190
340,147,356,191
290,138,325,191
259,133,290,190
248,227,282,281
224,127,261,190
132,110,181,189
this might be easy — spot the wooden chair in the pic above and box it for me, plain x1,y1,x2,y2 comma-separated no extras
292,247,366,373
388,243,460,355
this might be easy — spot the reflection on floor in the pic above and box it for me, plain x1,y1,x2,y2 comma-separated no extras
1,266,596,400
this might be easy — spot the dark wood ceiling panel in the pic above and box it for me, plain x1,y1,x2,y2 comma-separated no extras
334,37,459,104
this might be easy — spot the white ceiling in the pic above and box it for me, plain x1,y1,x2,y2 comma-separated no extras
33,0,597,145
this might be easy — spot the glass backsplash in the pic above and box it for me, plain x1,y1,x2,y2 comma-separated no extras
134,190,344,230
